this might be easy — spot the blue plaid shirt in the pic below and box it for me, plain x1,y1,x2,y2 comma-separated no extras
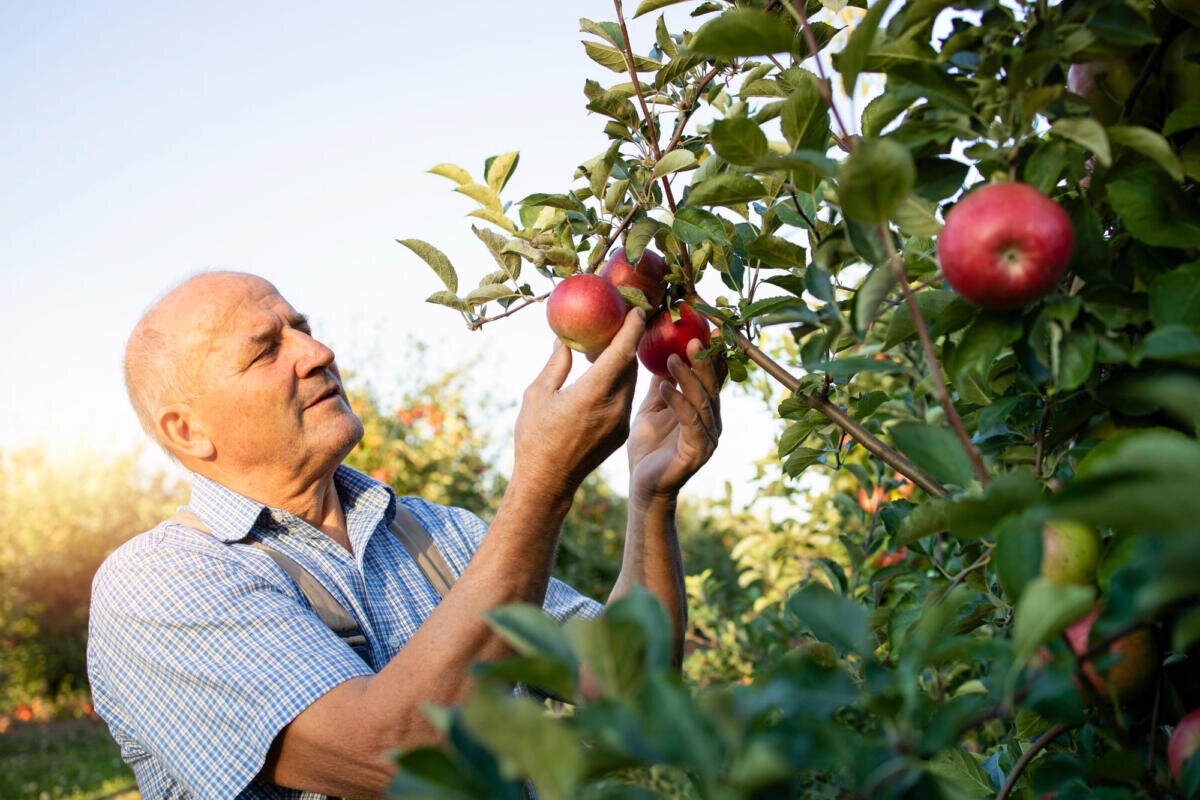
87,465,602,799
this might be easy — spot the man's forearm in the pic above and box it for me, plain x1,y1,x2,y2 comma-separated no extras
264,475,575,797
608,492,687,667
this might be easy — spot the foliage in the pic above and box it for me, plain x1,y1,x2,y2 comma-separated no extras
0,719,137,800
397,0,1200,797
0,448,185,717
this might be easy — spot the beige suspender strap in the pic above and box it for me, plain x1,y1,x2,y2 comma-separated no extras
387,505,456,598
166,511,366,648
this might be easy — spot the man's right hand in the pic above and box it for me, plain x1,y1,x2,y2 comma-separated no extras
512,307,646,500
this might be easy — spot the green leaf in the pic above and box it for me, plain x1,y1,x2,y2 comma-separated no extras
685,173,767,207
945,473,1042,542
425,290,469,313
624,217,664,264
634,0,690,17
583,40,660,73
887,61,973,114
837,137,916,223
787,583,872,655
928,747,994,798
892,195,942,237
428,163,473,186
1149,261,1200,326
460,687,583,800
464,284,519,307
745,234,805,268
852,262,897,336
652,148,698,178
833,0,896,92
1050,118,1112,167
618,286,653,311
400,238,458,293
672,206,731,245
687,8,796,57
710,117,768,165
1107,125,1183,182
885,289,955,349
484,151,520,193
779,418,817,457
781,74,830,152
1163,99,1200,137
784,447,824,476
890,422,976,488
483,604,579,669
1011,577,1095,665
1106,167,1200,248
896,498,949,545
805,356,906,380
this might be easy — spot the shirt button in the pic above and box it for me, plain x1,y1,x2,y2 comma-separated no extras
387,634,402,648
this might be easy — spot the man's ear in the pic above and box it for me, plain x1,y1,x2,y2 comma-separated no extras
158,404,215,460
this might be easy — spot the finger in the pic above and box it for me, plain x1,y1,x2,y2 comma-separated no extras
530,339,573,393
667,352,717,441
636,374,670,415
660,380,717,450
582,308,646,386
686,338,727,398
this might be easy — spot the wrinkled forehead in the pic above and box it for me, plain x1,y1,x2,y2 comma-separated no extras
166,273,295,355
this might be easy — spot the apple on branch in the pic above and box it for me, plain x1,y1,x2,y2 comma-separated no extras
937,182,1075,309
1040,520,1101,586
1065,609,1158,702
599,247,669,309
546,273,627,355
1169,709,1200,790
637,301,711,378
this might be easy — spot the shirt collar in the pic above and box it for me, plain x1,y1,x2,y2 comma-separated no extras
186,465,396,544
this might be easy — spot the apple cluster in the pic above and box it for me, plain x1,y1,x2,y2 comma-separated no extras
546,247,710,377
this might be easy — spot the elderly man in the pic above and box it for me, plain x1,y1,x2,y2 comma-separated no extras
87,271,723,799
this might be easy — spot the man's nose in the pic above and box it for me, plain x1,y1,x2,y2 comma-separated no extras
291,330,336,377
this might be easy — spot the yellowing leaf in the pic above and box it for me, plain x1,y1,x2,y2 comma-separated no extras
486,151,520,193
468,208,517,232
428,163,473,186
455,183,503,212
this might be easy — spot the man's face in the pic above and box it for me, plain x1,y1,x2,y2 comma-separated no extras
181,274,364,478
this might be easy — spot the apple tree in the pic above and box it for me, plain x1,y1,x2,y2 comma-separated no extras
395,0,1200,796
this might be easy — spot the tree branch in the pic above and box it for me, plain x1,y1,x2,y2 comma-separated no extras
685,292,948,497
880,227,989,485
996,723,1078,800
465,292,549,330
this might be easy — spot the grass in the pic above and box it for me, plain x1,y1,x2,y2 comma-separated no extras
0,719,138,800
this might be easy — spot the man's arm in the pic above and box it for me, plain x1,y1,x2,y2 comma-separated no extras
260,310,646,799
605,339,725,670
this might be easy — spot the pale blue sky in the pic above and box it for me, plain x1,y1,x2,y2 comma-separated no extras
1,1,801,504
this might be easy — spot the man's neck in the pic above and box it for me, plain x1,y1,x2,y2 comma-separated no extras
194,461,354,552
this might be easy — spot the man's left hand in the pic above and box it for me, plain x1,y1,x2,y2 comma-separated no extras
628,339,726,504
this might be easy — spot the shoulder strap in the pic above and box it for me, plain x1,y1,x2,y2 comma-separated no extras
388,504,457,598
166,510,366,648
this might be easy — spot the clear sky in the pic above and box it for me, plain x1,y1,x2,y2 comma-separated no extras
1,0,803,505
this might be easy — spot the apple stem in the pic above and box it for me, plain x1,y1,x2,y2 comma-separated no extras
996,722,1078,800
686,291,948,497
880,225,990,485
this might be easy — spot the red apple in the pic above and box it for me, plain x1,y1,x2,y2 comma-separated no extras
1169,709,1200,788
1040,520,1101,586
937,182,1074,309
1065,609,1158,701
1067,61,1137,125
599,247,669,309
637,302,711,377
546,274,627,354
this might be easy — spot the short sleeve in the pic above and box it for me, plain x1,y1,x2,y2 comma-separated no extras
86,532,374,799
404,499,605,624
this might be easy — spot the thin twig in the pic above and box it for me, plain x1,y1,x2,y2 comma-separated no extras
788,0,853,145
1034,398,1053,479
466,292,549,330
880,227,989,485
996,723,1078,800
939,546,993,599
686,292,948,497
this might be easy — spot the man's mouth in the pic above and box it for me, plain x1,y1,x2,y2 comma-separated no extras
307,384,341,409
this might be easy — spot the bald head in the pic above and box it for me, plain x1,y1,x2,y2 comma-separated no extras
124,271,275,451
